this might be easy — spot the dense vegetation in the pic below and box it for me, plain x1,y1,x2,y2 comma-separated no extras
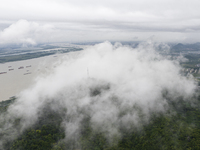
1,95,200,150
0,97,15,113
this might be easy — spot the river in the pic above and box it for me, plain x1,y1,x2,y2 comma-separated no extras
0,54,64,101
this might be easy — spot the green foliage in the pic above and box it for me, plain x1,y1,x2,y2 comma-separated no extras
79,116,108,150
3,102,65,150
10,125,64,150
0,97,16,114
105,98,200,150
2,95,200,150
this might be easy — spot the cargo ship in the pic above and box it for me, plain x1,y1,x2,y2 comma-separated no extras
24,72,31,75
0,72,7,74
26,65,31,68
18,66,24,69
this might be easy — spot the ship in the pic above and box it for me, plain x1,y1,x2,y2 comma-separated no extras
0,72,7,74
26,65,31,68
18,66,24,69
9,69,14,71
24,72,31,75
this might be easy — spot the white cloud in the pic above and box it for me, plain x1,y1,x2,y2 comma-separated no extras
1,19,200,44
0,0,200,43
0,19,54,45
0,0,199,23
0,42,196,145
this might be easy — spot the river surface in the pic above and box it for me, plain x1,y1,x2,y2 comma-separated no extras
0,54,64,101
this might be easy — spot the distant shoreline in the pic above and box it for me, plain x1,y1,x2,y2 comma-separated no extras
0,48,82,64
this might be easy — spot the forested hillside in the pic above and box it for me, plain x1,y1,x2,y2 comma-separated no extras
1,95,200,150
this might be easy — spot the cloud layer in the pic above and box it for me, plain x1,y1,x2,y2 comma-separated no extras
0,42,196,146
0,20,54,45
0,0,200,43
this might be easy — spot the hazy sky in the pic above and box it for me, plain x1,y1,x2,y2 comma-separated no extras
0,0,200,44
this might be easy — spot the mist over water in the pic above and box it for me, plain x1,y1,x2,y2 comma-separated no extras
0,41,197,147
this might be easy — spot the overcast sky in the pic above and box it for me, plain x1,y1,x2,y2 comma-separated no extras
0,0,200,45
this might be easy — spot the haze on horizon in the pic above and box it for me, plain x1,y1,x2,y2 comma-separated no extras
0,0,200,45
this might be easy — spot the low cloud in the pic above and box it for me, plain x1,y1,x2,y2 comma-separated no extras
0,19,54,45
0,41,197,147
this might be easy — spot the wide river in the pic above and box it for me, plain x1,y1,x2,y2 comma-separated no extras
0,54,65,101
